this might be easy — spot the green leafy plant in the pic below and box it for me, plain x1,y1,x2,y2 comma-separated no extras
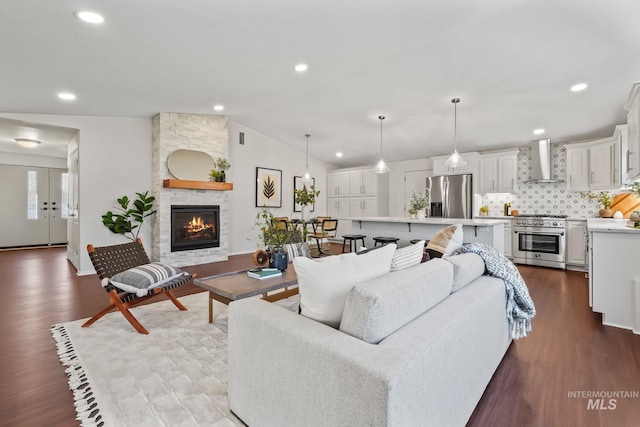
209,157,231,181
625,182,640,197
479,205,489,214
294,184,320,206
101,191,156,241
409,191,429,211
255,207,303,248
580,191,614,209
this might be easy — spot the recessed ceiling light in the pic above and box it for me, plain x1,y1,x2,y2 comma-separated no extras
75,11,105,24
294,64,308,72
571,83,588,92
57,92,76,101
336,152,343,158
533,128,545,135
213,105,224,111
15,138,42,148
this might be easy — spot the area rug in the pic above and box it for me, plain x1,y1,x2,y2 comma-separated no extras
51,292,299,426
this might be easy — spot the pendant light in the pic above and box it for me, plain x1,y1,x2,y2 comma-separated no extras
303,133,311,182
372,115,390,174
444,98,467,168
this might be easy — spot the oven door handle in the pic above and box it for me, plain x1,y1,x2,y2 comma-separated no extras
514,230,564,236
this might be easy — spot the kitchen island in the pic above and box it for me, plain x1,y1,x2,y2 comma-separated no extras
347,217,508,253
587,218,640,334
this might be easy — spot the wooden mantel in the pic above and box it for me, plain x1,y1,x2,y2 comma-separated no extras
163,179,233,191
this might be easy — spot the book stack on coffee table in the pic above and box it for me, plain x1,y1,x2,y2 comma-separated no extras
247,268,282,280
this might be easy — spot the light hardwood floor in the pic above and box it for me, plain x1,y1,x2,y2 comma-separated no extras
0,245,639,426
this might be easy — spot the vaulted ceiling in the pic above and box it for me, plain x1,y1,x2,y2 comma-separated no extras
1,0,639,166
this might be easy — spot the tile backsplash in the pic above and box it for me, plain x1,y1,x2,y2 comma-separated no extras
480,143,605,218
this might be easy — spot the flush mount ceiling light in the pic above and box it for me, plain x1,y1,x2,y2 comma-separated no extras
213,105,224,111
294,64,308,72
303,133,311,182
571,83,588,92
533,128,545,135
444,98,467,169
372,115,390,174
58,92,76,101
335,152,343,158
75,11,105,24
15,138,42,148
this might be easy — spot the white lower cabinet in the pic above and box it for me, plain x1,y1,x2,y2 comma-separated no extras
566,220,588,269
504,220,512,258
327,198,351,238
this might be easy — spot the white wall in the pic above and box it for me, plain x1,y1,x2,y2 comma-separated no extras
227,122,335,254
0,112,151,275
0,152,67,168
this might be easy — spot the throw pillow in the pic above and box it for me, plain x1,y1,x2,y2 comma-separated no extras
426,224,463,257
446,252,486,292
293,243,396,328
107,262,186,297
284,242,311,262
390,240,425,271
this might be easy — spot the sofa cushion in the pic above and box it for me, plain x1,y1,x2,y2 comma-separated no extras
293,243,396,328
339,258,454,344
426,224,463,257
390,240,425,271
446,252,486,292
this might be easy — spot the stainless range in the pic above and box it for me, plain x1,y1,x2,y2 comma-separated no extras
512,214,567,269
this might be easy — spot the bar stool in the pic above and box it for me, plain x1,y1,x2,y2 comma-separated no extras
341,234,366,253
373,236,399,247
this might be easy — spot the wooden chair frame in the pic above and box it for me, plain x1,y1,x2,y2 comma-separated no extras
83,238,194,334
309,219,338,255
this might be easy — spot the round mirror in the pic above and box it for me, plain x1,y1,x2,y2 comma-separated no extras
167,149,216,181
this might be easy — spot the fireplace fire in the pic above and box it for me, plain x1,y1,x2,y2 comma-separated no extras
171,205,220,252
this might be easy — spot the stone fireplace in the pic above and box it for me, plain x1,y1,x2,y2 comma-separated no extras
151,113,230,267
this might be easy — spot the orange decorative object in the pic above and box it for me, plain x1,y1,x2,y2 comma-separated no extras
609,193,640,218
510,209,519,216
252,249,270,267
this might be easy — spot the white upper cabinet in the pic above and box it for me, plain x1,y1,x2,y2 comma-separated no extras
478,151,518,194
327,171,350,198
624,83,640,181
565,138,617,191
615,124,628,186
349,170,378,197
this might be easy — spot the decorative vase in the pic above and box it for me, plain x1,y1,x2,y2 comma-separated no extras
215,171,226,182
409,213,416,219
269,247,288,271
599,209,614,218
416,210,426,220
301,205,310,221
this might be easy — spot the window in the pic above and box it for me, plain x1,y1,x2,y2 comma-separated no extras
27,171,37,220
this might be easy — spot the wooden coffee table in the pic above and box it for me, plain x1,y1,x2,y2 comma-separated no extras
194,267,298,323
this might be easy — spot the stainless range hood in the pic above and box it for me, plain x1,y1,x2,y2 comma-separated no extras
524,139,564,183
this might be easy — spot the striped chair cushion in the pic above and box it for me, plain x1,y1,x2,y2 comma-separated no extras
107,262,187,297
390,240,425,271
284,242,311,262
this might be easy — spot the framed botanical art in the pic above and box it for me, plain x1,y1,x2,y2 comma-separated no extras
256,167,282,207
293,176,315,212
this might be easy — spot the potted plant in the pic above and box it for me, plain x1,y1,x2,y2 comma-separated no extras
101,191,156,241
581,191,614,217
408,208,417,219
209,157,231,182
479,205,489,216
409,191,429,220
294,184,320,221
255,207,304,270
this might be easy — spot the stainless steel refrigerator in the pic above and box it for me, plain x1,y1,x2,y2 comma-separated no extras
426,174,473,219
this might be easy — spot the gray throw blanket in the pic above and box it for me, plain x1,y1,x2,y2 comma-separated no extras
453,242,536,339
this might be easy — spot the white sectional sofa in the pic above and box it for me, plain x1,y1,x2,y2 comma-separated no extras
228,253,512,427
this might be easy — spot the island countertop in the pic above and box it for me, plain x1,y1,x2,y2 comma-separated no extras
587,218,640,233
347,216,510,226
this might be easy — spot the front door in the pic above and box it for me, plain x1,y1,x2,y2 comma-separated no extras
0,165,68,247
